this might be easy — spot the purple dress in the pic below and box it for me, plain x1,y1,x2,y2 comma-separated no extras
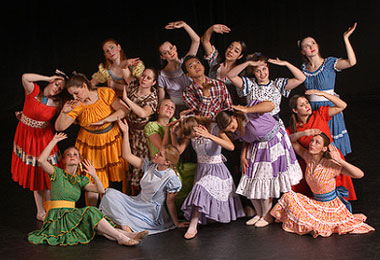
235,100,303,200
181,123,245,224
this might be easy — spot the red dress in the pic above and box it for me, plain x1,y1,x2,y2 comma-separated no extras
287,106,356,200
11,84,60,191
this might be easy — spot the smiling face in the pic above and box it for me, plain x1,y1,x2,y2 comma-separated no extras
63,147,81,167
102,41,122,63
253,64,269,84
300,37,320,58
67,84,89,102
225,41,243,62
294,96,312,117
159,41,178,62
158,99,175,119
44,79,65,97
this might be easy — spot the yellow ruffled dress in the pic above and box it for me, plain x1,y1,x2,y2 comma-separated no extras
66,87,126,188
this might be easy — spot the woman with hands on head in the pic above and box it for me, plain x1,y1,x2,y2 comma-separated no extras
201,23,247,104
297,23,358,156
99,118,189,235
28,132,147,247
157,21,200,114
287,89,356,201
55,72,128,206
270,132,374,238
12,71,67,221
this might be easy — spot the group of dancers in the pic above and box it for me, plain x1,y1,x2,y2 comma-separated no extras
11,20,375,247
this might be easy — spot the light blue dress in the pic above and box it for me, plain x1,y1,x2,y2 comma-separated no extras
99,159,182,235
302,57,351,156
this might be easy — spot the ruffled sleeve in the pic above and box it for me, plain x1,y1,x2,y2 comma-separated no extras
65,102,85,120
274,77,290,97
130,60,145,79
165,174,182,193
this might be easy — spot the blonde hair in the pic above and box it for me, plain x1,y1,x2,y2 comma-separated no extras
163,144,180,169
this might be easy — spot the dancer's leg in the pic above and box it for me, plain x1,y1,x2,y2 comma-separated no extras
95,218,138,246
184,206,200,239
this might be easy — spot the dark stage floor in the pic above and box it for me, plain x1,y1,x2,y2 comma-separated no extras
1,96,379,260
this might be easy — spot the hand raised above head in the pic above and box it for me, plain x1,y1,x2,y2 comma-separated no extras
165,21,185,29
53,132,68,142
344,22,357,39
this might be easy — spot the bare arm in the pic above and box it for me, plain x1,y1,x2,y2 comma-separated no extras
201,24,231,57
22,73,63,95
288,129,322,142
335,23,357,70
117,118,144,169
232,100,275,114
37,133,68,175
329,145,363,178
54,100,79,131
166,192,189,228
268,58,306,90
121,86,153,118
227,60,266,89
193,125,235,151
82,160,105,194
305,89,347,117
165,21,200,57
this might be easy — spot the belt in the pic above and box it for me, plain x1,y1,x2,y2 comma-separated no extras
20,113,49,128
83,122,114,134
44,200,75,213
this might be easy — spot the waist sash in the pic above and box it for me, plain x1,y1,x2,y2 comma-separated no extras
83,122,114,134
44,200,76,213
20,113,49,128
313,186,352,213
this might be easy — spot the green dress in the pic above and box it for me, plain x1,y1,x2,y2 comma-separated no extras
144,120,196,215
28,167,112,246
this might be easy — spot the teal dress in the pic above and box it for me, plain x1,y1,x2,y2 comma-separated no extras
28,167,112,246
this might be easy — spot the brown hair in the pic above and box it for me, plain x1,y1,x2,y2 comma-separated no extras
215,110,245,137
179,115,213,139
66,72,97,91
102,38,127,69
288,94,302,133
163,144,180,167
246,52,269,76
316,132,332,159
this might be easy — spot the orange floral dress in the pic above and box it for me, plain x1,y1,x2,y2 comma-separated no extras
270,154,374,238
66,87,126,188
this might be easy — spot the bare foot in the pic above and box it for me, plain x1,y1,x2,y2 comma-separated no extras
184,228,198,240
118,229,149,241
36,212,46,221
117,235,139,247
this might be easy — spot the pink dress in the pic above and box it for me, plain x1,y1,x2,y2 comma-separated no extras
271,153,374,238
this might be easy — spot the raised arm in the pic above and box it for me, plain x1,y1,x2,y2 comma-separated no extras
165,21,200,57
335,22,357,70
117,118,144,169
329,145,363,178
121,86,153,118
82,160,105,194
201,24,231,57
227,60,266,89
22,73,64,95
37,132,67,175
305,89,347,117
267,58,306,90
288,129,322,143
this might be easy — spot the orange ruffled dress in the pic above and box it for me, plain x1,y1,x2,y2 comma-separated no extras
66,87,126,188
271,153,374,238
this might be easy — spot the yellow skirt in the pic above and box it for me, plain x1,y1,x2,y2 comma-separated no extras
75,123,127,188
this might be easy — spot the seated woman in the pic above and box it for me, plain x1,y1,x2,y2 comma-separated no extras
99,118,189,235
270,133,375,238
28,133,147,247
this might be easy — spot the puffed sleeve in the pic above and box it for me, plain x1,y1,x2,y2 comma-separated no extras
50,166,64,182
131,60,145,79
92,63,111,84
237,77,254,98
144,121,160,138
274,77,290,98
165,174,182,193
65,103,85,120
142,158,155,173
79,175,90,190
98,87,117,106
326,57,341,72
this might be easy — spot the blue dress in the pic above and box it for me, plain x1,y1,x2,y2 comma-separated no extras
99,159,182,235
302,57,351,156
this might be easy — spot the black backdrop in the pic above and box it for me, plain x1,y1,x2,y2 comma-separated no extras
2,0,379,113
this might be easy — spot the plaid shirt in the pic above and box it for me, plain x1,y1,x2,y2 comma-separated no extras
182,76,233,119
